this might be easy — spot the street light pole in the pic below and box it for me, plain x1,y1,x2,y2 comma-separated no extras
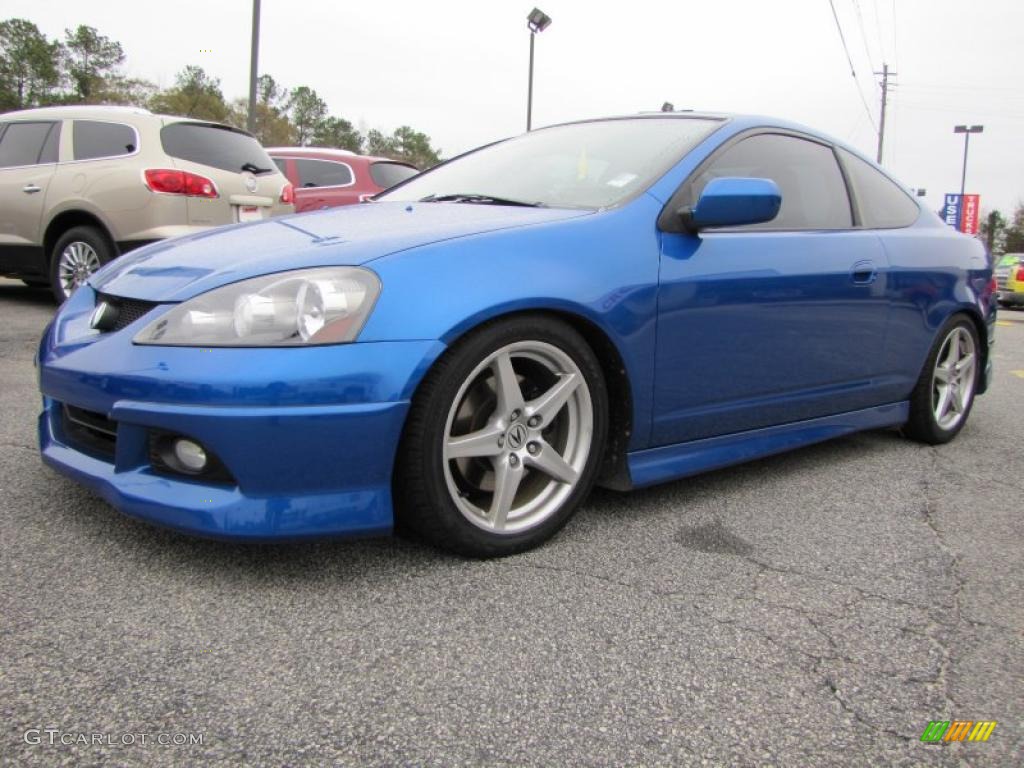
527,30,535,132
247,0,261,134
525,8,552,132
953,124,983,197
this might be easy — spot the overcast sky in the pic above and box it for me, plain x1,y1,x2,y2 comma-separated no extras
7,0,1023,215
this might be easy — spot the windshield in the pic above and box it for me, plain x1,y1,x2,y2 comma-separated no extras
997,254,1022,267
380,117,721,209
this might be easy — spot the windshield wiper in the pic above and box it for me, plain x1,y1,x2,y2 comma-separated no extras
241,162,273,175
418,193,545,207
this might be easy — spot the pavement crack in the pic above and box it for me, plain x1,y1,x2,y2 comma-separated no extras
0,441,36,453
917,447,964,715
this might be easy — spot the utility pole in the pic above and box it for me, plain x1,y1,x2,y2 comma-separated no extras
246,0,261,134
875,63,896,164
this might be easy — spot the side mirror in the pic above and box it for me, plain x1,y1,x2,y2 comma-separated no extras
679,177,781,232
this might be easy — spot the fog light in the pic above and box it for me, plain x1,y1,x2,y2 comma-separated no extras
173,439,207,471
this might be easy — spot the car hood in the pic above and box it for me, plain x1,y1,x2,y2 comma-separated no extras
91,202,591,301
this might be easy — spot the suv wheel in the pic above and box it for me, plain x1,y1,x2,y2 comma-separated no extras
50,226,113,303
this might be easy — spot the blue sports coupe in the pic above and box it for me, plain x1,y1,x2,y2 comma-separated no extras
37,114,996,556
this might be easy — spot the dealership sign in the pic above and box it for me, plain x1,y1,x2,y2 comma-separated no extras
943,193,981,234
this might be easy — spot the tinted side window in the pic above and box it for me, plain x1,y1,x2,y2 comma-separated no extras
294,158,354,187
38,122,60,163
692,134,852,230
0,122,57,168
73,120,137,160
837,148,919,228
161,122,275,174
272,157,288,174
370,161,418,189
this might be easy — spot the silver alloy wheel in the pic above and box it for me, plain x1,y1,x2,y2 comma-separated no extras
931,326,977,431
58,241,101,298
442,340,593,534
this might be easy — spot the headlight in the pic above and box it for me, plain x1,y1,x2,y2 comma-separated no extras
134,268,380,347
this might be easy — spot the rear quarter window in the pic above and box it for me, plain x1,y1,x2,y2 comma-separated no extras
161,122,276,174
370,161,418,189
837,148,920,229
73,120,137,160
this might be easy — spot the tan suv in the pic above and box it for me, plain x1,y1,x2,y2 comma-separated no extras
0,105,295,301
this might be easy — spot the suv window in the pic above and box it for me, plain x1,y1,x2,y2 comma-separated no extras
161,122,275,174
272,157,288,175
837,148,920,228
0,121,59,168
73,120,137,160
370,161,418,189
691,133,852,230
294,158,353,187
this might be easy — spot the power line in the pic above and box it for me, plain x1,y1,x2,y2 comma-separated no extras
890,0,899,70
827,0,879,132
851,0,875,71
872,0,886,61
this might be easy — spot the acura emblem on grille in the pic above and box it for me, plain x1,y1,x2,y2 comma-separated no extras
90,301,119,332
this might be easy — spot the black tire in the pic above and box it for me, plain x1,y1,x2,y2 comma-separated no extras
902,314,981,445
49,226,114,303
20,278,49,288
394,315,608,557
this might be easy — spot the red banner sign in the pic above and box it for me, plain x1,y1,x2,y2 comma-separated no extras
960,194,980,234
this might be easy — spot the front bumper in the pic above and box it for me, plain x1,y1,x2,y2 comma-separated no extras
38,286,445,539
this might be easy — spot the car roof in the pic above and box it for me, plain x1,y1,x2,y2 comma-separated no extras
266,146,413,165
538,111,894,179
0,105,251,132
0,104,155,121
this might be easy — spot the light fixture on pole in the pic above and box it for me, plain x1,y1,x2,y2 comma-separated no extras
953,124,983,198
526,8,552,132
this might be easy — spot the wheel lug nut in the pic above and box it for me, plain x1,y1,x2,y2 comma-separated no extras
509,454,519,467
528,416,541,428
527,442,539,455
510,409,521,421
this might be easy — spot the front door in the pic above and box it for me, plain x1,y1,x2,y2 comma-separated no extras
652,132,892,446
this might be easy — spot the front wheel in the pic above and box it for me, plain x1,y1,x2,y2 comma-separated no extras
903,315,980,445
49,226,113,303
394,316,608,557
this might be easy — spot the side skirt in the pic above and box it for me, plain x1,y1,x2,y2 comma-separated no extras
626,401,909,489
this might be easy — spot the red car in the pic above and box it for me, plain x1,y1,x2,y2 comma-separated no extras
267,147,419,212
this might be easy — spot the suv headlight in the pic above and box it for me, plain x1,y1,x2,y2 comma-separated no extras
134,267,380,346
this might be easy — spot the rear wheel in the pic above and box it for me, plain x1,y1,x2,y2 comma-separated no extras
903,315,980,444
49,226,113,303
394,316,608,557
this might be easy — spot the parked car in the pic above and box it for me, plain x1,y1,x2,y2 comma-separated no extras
0,105,294,302
37,113,996,557
994,253,1024,308
268,147,418,211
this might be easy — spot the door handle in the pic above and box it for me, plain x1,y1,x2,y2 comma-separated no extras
850,260,878,285
22,184,42,194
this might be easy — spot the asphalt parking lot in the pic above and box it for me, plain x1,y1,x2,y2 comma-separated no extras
1,277,1021,767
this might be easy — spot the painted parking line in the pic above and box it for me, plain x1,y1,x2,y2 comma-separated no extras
1012,370,1024,379
996,320,1014,327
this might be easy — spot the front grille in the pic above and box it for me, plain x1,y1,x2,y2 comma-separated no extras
61,404,117,461
95,293,159,332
